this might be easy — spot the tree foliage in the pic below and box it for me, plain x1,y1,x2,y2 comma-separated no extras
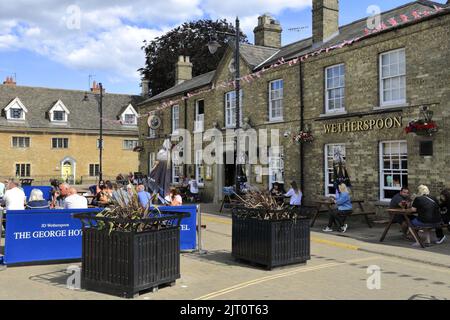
139,19,248,97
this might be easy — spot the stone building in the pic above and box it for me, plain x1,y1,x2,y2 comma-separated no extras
0,80,143,184
138,0,450,208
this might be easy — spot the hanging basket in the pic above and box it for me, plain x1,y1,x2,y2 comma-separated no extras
405,120,438,137
292,131,314,144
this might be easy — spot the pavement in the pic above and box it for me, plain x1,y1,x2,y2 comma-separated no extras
0,205,450,300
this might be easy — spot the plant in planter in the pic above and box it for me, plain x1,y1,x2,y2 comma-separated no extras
232,191,311,270
74,191,189,298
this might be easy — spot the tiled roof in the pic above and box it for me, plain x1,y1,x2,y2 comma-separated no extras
260,0,449,67
142,71,216,104
0,85,142,133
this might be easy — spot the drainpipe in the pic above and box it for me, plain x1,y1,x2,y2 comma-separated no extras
184,93,188,179
299,60,305,194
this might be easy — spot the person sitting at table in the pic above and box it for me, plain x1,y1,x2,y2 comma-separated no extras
165,188,183,206
64,188,88,209
97,181,114,207
411,185,446,245
389,187,411,236
2,180,26,210
323,183,352,233
439,189,450,231
0,180,5,202
270,182,283,197
187,175,199,202
137,184,151,208
51,182,70,208
284,181,302,208
26,189,50,209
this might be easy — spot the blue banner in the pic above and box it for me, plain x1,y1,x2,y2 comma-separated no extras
4,209,102,265
154,205,197,251
3,206,197,265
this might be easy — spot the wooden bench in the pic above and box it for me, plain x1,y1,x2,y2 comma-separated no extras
309,199,376,228
412,224,449,244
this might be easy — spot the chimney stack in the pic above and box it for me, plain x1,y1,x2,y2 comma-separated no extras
312,0,339,44
141,79,150,97
3,76,16,86
175,56,193,85
254,14,282,48
90,81,105,94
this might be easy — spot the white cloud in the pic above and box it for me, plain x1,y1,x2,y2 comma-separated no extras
0,0,311,83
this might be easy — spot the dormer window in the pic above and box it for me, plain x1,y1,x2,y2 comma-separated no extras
124,114,136,125
4,97,27,121
120,104,138,126
11,108,23,119
49,100,70,123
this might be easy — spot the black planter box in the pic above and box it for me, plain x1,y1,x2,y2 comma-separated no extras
81,227,181,298
232,211,310,270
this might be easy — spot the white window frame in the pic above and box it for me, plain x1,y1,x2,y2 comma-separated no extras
123,139,139,150
379,140,408,202
269,79,284,122
172,163,182,185
380,48,406,107
120,104,138,126
172,105,180,134
325,64,345,113
195,150,205,187
49,100,70,123
52,137,69,149
225,90,243,128
15,163,31,177
148,152,156,176
4,97,28,121
89,164,100,177
97,139,104,150
12,136,30,148
268,146,284,190
324,144,346,196
194,100,205,133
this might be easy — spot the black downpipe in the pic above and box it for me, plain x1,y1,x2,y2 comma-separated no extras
184,93,188,178
299,61,305,194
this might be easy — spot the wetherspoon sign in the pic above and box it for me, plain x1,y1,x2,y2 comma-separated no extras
324,116,403,134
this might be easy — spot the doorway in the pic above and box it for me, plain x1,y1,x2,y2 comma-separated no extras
61,157,76,184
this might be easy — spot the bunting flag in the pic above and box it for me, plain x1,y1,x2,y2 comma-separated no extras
99,5,445,123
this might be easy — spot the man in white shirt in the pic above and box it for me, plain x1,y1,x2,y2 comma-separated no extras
64,188,88,209
0,180,5,199
3,180,26,210
187,176,199,202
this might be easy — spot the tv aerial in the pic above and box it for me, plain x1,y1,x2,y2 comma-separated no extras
288,26,309,32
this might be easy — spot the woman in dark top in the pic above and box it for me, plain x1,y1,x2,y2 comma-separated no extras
27,189,50,209
439,189,450,229
411,185,445,244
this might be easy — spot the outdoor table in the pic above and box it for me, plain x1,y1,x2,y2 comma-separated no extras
380,208,425,248
310,199,373,228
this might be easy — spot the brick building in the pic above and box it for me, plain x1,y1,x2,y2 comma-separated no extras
138,0,450,208
0,80,142,184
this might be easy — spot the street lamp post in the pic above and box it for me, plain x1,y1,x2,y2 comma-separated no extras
208,17,242,194
83,82,104,182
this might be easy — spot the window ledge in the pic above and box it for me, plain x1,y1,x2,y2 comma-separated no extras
319,111,348,118
266,119,285,125
374,103,409,111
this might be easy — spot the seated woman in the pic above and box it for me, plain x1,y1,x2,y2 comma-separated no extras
27,189,50,209
165,188,183,207
323,184,352,233
284,181,302,208
411,185,446,245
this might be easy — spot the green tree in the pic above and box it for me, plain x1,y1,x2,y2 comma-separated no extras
139,19,248,97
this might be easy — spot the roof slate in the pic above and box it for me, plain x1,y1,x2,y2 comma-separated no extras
0,85,142,133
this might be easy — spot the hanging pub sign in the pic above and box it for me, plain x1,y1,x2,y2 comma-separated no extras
324,116,403,134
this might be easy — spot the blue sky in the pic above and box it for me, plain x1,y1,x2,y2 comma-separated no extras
0,0,446,95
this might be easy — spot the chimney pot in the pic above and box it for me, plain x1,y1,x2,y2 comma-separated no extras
175,55,193,85
254,14,282,48
312,0,340,44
